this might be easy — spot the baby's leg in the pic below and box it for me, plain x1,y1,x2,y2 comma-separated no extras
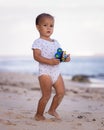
35,75,52,121
48,74,65,119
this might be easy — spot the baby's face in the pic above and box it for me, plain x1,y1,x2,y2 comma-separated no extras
36,17,54,39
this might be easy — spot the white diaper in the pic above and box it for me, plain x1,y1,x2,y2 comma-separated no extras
39,64,60,84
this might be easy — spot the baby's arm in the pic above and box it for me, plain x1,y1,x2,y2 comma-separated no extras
33,49,60,65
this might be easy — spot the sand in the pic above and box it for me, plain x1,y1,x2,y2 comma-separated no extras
0,72,104,130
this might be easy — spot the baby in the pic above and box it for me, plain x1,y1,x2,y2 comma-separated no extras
32,13,70,121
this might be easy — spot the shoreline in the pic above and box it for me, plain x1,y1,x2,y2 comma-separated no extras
0,72,104,130
0,55,104,84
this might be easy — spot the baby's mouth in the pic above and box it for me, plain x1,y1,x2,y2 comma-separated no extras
47,31,51,34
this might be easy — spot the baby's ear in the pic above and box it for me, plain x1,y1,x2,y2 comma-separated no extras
36,25,40,31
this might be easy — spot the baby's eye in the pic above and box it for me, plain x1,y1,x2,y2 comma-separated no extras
43,24,47,27
50,25,54,27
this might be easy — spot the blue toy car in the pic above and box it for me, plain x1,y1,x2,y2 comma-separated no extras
55,48,68,62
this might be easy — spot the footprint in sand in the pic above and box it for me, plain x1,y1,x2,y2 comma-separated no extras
15,114,25,119
25,121,37,126
42,118,62,122
0,119,16,126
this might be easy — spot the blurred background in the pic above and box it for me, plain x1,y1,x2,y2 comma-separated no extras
0,0,104,84
0,0,104,56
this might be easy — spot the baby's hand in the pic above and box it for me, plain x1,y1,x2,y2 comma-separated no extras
51,58,60,65
65,54,71,62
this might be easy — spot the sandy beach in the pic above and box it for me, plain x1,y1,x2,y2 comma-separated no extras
0,72,104,130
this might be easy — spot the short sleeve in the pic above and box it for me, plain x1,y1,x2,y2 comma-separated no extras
32,39,42,50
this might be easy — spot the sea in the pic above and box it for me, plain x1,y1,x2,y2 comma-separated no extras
0,56,104,86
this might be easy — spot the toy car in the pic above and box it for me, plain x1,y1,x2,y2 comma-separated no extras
55,48,68,62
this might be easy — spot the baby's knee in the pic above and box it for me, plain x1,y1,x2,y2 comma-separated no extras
60,90,65,97
42,95,51,103
57,92,65,100
56,93,64,105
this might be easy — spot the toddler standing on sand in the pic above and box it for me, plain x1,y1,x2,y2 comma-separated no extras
32,13,70,121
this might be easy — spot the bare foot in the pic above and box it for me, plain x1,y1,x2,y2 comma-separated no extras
48,111,61,120
34,114,46,121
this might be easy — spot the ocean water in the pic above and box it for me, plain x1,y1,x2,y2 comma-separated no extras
0,56,104,84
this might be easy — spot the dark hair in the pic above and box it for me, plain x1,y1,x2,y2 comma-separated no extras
35,13,54,25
